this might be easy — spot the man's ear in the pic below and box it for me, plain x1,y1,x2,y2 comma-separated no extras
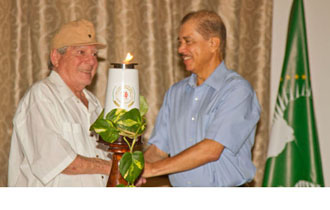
50,49,61,68
209,37,221,53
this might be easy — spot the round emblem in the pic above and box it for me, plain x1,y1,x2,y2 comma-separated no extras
112,85,135,108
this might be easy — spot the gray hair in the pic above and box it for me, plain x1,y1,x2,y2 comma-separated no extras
48,47,68,70
181,10,226,59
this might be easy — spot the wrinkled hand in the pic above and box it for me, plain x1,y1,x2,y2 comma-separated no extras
135,162,154,186
135,176,147,186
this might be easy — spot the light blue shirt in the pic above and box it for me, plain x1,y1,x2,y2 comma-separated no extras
148,62,261,187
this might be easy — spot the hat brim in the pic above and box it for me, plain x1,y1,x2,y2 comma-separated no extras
53,42,106,50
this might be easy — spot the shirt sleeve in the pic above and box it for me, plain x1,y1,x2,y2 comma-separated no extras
205,82,261,154
14,92,77,185
147,91,170,154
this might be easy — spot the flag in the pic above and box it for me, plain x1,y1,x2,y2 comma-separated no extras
262,0,324,187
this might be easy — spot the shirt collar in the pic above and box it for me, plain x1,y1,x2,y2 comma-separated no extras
188,61,228,90
48,71,76,101
48,71,98,113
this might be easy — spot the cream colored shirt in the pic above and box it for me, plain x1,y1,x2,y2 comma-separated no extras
8,71,109,187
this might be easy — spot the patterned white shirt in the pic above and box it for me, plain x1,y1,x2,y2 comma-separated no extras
8,71,109,186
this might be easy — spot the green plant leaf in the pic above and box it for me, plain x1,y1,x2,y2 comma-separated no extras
139,95,148,117
98,109,105,120
119,151,144,184
106,108,126,123
105,109,117,121
136,121,146,136
118,119,139,127
124,109,142,121
117,109,142,133
90,118,119,143
89,109,105,131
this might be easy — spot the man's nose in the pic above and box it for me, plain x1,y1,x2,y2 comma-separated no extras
85,54,97,65
178,42,186,54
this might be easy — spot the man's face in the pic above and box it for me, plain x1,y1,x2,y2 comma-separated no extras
55,45,98,90
178,20,213,75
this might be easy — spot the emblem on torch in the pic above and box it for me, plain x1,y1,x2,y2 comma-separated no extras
113,84,135,108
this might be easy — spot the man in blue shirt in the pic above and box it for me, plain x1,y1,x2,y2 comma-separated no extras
142,10,261,186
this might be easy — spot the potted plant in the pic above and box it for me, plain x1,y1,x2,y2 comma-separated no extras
90,96,148,187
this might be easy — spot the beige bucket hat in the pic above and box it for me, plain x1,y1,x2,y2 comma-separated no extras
51,19,106,50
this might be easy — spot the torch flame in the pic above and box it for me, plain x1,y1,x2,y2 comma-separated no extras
123,52,133,64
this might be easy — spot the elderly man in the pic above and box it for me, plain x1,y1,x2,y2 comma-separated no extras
8,19,111,187
142,10,261,187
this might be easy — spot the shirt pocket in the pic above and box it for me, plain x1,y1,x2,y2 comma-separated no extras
62,122,93,156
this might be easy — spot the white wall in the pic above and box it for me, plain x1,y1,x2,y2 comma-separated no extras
271,0,330,186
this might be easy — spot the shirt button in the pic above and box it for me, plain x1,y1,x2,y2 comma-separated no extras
194,97,198,101
101,176,104,179
187,181,191,185
96,155,99,158
192,117,195,121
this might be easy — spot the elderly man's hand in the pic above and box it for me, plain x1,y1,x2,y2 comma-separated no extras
135,176,147,186
134,162,153,186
